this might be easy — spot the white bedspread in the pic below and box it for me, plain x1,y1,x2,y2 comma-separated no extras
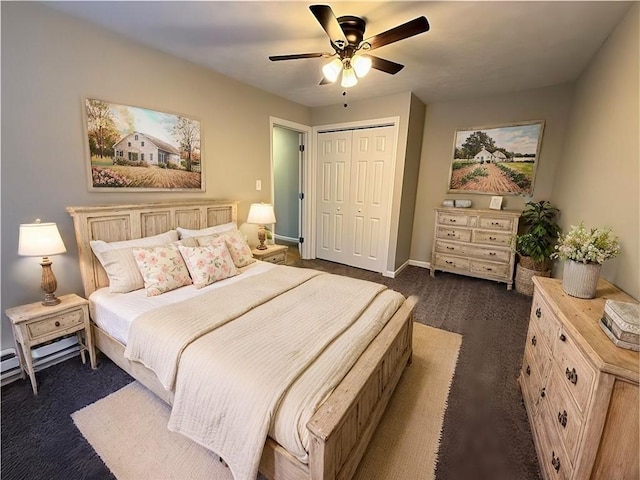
124,266,403,480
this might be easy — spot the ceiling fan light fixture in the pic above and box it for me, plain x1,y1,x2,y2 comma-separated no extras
352,55,372,78
322,57,343,83
341,66,358,88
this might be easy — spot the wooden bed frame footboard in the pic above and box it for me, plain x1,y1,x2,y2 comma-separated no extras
68,200,417,480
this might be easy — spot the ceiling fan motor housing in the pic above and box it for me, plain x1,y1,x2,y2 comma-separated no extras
333,15,367,54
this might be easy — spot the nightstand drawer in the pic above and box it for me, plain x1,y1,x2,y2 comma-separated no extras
263,251,286,264
27,308,84,341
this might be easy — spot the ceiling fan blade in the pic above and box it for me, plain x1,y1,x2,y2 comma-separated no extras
367,55,405,75
269,53,326,61
309,5,348,49
364,16,430,51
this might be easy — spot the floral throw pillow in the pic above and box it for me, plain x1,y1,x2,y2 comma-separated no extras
198,230,255,268
132,243,192,296
178,241,239,289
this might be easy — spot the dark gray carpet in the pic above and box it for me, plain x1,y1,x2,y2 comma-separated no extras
1,261,542,480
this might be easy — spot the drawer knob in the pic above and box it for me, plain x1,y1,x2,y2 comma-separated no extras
486,267,493,271
55,321,61,327
531,335,537,346
540,387,546,398
535,307,541,318
489,236,497,240
558,410,568,428
446,246,454,250
489,252,496,256
449,219,457,223
526,365,531,376
551,451,561,472
445,260,454,265
559,334,566,342
565,367,578,385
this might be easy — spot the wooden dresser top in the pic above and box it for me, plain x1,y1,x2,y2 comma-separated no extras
533,276,639,383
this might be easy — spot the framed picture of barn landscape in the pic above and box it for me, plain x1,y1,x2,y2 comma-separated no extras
84,98,203,191
447,120,544,195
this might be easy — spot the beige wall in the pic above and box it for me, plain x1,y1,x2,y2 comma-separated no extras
1,2,310,350
410,84,575,266
550,3,639,299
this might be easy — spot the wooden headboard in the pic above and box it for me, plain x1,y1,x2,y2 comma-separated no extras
66,200,238,298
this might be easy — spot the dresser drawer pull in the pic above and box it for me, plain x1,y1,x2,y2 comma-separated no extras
535,307,542,318
447,233,456,237
448,219,457,223
445,260,455,266
565,367,578,385
446,246,455,250
55,321,61,327
559,334,566,342
489,252,496,256
558,410,568,428
551,451,561,472
526,365,531,376
489,236,497,241
531,335,537,346
540,387,546,398
490,221,500,226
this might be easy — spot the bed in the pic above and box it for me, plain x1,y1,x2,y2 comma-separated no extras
66,200,416,480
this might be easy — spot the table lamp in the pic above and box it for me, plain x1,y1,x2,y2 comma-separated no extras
18,220,67,306
247,203,276,250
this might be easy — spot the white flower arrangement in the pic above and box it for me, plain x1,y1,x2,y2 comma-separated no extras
552,223,621,264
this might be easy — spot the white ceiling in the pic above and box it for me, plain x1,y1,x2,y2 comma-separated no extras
46,1,631,108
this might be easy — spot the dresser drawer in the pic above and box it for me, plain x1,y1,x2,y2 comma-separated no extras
436,226,472,242
531,292,560,355
466,244,510,263
554,330,596,413
521,342,545,415
472,229,512,246
26,308,84,341
526,321,551,381
470,259,509,279
478,216,514,231
537,400,574,480
437,212,471,227
434,253,470,271
435,240,470,257
546,366,584,465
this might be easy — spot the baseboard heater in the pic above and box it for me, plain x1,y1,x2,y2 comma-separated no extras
1,336,80,386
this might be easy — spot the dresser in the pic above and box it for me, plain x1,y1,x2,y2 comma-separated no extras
430,207,520,289
519,277,639,480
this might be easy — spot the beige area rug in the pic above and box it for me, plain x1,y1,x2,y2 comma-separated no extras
72,323,461,480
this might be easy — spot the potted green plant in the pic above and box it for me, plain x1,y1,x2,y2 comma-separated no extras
551,223,620,298
514,200,561,295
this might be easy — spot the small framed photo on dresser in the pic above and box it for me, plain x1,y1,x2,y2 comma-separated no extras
489,196,503,210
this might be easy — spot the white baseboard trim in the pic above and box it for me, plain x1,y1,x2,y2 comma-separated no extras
408,259,431,270
273,234,299,244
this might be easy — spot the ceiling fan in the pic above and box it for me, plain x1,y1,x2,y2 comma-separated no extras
269,5,430,88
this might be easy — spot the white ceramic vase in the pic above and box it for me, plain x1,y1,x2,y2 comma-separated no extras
562,259,602,299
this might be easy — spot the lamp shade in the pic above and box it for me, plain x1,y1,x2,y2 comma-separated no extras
352,55,372,78
341,66,358,88
247,203,276,225
322,57,343,83
18,221,67,257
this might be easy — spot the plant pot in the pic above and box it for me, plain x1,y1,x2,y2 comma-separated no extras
562,260,602,299
515,263,551,296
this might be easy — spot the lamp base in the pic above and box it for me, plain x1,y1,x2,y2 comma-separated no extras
256,225,268,250
40,257,60,307
42,293,61,306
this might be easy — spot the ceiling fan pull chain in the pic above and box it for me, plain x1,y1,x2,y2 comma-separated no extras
343,91,348,108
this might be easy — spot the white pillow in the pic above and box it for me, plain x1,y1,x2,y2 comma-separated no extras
177,222,237,239
90,230,180,293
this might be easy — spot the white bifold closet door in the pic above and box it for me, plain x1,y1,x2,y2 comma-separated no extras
316,125,395,272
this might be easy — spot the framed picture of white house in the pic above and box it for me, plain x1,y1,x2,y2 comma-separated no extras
447,120,544,196
84,99,203,191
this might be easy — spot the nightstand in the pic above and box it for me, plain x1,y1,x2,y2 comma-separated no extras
6,293,96,394
251,244,289,265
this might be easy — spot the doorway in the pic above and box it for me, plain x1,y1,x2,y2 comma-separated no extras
270,118,312,258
